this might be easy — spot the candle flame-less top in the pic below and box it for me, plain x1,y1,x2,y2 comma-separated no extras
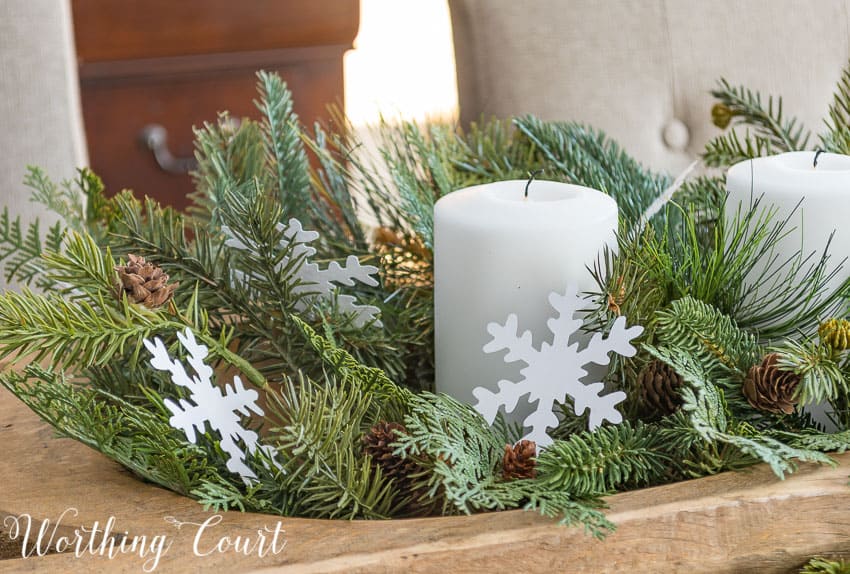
435,179,617,229
727,151,850,202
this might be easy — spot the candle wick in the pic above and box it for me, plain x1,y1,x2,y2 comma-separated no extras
814,149,824,169
525,169,544,198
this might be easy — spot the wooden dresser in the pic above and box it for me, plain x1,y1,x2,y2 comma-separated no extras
71,0,360,210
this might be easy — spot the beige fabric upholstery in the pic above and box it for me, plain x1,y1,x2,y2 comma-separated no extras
450,0,850,173
0,0,87,287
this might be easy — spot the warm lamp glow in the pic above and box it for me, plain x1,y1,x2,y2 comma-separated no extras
344,0,459,125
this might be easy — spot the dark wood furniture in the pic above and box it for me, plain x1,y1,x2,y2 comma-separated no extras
72,0,359,210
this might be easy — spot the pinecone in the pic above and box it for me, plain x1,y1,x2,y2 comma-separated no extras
819,318,850,352
502,439,537,480
362,422,429,511
114,254,178,308
638,360,684,416
743,353,801,414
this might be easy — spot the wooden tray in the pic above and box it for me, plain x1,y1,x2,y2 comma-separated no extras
2,386,849,573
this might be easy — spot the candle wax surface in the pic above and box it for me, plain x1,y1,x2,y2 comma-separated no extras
725,151,850,302
434,180,618,424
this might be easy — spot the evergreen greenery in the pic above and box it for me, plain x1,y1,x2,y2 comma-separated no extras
3,66,850,537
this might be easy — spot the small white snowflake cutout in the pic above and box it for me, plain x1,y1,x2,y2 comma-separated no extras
473,285,644,449
144,328,280,483
224,218,382,328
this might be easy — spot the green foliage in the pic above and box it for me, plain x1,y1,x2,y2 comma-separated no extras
255,71,313,223
262,375,400,519
821,64,850,154
0,207,64,288
774,338,849,405
393,392,613,535
703,78,810,167
801,557,850,574
0,366,232,496
536,423,667,495
6,65,850,537
775,428,850,454
395,392,511,515
513,115,669,230
655,297,759,376
647,345,833,478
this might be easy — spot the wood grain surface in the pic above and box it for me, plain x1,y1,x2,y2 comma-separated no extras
2,386,850,573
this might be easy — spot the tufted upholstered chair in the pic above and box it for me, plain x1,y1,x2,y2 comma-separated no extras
449,0,850,174
0,0,88,288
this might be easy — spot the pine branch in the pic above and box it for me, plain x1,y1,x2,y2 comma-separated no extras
800,557,850,574
255,70,312,223
264,375,400,519
820,62,850,154
536,423,667,496
648,345,833,477
190,112,269,225
774,338,848,405
0,367,235,497
702,129,774,168
709,78,810,153
655,297,759,376
513,115,669,230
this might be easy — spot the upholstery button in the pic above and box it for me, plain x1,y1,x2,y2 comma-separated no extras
662,118,690,151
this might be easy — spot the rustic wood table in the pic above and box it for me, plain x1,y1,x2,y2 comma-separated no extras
2,386,850,573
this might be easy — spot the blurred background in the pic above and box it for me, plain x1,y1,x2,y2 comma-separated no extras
59,0,458,210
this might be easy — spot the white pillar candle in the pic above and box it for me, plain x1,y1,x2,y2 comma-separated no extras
433,179,618,418
725,151,850,299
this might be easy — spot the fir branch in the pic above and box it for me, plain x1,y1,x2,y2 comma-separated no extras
0,367,234,497
513,115,669,230
255,70,312,223
709,78,810,153
190,112,269,224
264,375,400,519
820,62,850,155
800,557,850,574
43,231,117,298
702,129,774,168
774,338,848,405
536,423,667,496
655,297,759,376
0,288,167,369
0,208,64,289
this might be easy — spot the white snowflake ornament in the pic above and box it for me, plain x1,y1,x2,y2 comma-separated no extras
473,285,644,449
144,328,280,483
224,218,382,328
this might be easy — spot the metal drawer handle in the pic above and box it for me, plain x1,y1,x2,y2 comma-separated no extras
138,124,197,175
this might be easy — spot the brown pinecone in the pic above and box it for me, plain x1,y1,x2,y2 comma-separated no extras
362,422,429,512
502,439,537,480
638,360,684,416
743,353,801,414
114,254,178,308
